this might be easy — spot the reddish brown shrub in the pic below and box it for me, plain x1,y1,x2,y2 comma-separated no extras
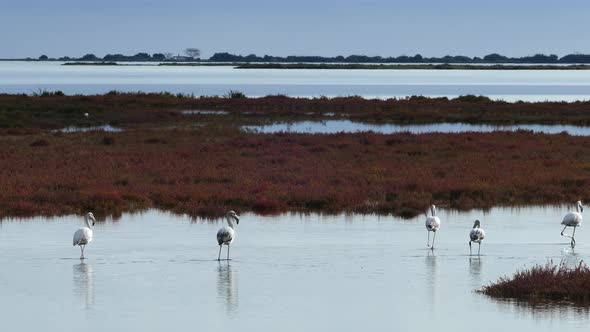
479,262,590,304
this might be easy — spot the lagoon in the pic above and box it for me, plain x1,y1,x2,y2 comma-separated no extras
1,61,590,102
0,207,589,331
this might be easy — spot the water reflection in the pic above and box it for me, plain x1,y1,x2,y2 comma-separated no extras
493,297,590,321
560,251,583,268
424,252,438,313
73,262,94,310
469,257,483,285
217,262,238,315
424,251,437,286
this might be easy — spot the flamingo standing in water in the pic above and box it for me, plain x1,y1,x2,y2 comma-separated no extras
425,204,441,249
561,200,583,248
73,212,96,259
217,211,240,261
469,220,485,255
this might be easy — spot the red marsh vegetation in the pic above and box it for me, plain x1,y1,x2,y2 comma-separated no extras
3,93,590,129
479,262,590,304
1,128,590,219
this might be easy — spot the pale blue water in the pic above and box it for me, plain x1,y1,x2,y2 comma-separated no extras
181,110,229,115
1,61,590,101
58,125,122,133
243,120,590,136
0,207,589,331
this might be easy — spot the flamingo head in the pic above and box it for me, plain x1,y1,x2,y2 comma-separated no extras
577,201,583,213
430,204,436,216
227,210,240,224
473,220,480,229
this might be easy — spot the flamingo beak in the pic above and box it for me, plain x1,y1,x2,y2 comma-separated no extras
235,215,240,224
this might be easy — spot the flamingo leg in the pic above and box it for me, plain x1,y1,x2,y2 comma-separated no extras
431,232,437,250
478,242,481,256
227,244,230,261
427,231,431,248
218,245,222,261
469,241,472,255
571,226,577,248
561,225,570,237
561,225,577,248
80,245,85,259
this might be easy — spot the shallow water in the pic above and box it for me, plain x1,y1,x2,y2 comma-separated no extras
180,110,229,115
58,125,122,133
0,206,589,331
243,120,590,136
1,61,590,101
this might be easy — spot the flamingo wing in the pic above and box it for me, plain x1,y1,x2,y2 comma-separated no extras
217,226,234,245
562,212,583,226
73,228,93,246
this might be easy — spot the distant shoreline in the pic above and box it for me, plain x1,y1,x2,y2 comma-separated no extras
235,63,590,70
57,62,590,70
4,51,590,65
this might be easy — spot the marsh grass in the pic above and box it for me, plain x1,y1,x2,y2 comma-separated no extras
3,93,590,219
2,129,590,219
3,93,590,130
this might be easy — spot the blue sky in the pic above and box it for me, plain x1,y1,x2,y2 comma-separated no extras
1,0,589,58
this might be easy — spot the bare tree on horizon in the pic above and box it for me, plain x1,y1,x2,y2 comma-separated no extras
184,48,201,60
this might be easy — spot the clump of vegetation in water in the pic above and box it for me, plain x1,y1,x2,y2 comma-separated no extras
478,262,590,304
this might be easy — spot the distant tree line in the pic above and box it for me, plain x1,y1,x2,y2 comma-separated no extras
31,48,201,62
23,51,590,64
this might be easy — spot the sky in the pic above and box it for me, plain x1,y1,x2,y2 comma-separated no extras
1,0,589,59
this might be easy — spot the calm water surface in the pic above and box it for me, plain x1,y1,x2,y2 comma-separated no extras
0,206,589,331
1,61,590,101
58,125,123,133
243,120,590,136
181,110,229,115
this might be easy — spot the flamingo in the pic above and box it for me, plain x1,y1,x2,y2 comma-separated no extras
425,204,441,249
469,220,485,255
561,200,583,248
217,211,240,261
73,212,95,259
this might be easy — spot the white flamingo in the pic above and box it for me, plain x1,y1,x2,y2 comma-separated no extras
425,204,441,249
469,220,485,255
561,200,583,248
73,212,96,259
217,211,240,261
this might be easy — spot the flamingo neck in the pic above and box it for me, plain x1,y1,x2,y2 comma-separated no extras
431,206,436,216
226,216,235,229
84,216,92,229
